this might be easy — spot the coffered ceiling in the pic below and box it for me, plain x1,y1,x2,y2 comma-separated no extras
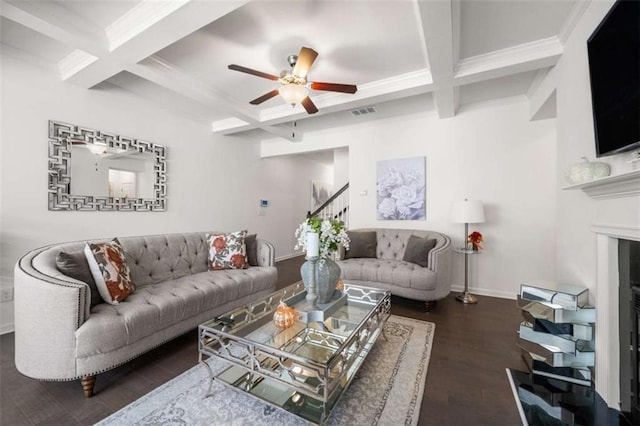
0,0,586,142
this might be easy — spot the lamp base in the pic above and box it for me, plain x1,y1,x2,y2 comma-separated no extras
456,292,478,304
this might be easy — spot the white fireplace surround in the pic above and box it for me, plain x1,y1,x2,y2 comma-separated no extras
594,224,640,409
570,170,640,409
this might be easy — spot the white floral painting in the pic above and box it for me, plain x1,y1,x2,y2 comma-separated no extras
376,157,426,220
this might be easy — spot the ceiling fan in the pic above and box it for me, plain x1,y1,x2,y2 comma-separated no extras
228,47,358,115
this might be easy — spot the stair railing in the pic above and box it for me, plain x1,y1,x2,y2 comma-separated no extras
307,182,349,228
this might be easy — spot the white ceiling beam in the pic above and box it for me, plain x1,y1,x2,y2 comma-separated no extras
451,0,461,73
105,0,188,51
528,66,558,121
413,0,457,118
128,56,297,142
58,50,99,81
212,69,433,134
63,0,249,89
454,37,563,86
433,88,459,118
106,73,214,127
213,34,562,136
0,0,107,55
0,43,57,72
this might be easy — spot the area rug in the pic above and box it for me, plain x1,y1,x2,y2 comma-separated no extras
98,316,434,426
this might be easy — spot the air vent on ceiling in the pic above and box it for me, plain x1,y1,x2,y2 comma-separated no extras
350,106,377,117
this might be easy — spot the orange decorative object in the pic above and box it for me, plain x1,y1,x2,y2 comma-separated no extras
336,279,345,292
273,302,297,329
467,231,484,251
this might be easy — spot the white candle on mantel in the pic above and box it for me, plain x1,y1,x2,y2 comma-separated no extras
306,232,320,258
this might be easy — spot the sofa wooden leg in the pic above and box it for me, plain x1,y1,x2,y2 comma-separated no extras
425,300,437,313
81,375,96,398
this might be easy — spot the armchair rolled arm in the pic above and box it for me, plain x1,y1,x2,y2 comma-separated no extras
14,248,88,380
427,235,452,299
256,239,275,267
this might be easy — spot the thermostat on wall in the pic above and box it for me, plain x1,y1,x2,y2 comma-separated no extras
260,199,269,207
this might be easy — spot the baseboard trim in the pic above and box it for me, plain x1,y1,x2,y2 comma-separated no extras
450,285,516,300
1,322,14,335
275,253,304,262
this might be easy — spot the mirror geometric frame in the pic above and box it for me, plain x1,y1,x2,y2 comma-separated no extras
48,120,167,211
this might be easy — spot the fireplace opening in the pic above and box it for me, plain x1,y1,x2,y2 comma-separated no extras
619,239,640,421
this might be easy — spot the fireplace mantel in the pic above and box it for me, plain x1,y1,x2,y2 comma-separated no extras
563,169,640,199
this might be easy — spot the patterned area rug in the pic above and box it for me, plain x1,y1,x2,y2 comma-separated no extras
98,316,434,426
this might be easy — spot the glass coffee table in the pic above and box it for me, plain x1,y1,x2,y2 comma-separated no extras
198,281,391,425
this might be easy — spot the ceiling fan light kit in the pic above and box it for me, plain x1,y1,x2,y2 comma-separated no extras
279,84,308,106
228,46,357,115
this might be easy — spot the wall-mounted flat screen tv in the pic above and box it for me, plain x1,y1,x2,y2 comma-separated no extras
587,0,639,158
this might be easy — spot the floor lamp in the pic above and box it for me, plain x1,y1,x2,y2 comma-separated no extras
451,199,485,304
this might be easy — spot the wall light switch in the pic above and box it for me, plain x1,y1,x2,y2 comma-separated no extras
360,190,368,196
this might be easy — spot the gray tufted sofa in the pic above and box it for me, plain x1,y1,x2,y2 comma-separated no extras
337,228,451,311
14,231,277,397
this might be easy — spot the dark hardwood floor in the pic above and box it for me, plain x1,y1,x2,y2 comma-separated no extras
1,256,526,425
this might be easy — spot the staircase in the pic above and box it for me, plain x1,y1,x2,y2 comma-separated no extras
307,182,349,227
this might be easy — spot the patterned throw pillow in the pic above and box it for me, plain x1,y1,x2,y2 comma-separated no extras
84,238,135,305
207,230,248,270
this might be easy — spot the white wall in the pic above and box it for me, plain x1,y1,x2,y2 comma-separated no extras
554,0,640,299
241,154,332,260
333,147,349,189
263,97,558,298
0,54,328,333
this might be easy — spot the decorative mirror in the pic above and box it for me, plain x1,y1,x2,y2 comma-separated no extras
48,120,167,211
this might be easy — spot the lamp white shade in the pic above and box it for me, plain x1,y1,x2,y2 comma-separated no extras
450,199,485,223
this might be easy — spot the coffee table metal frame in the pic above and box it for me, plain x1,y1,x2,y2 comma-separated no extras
198,282,391,425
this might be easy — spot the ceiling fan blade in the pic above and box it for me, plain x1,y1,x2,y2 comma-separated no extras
228,64,279,81
310,81,358,94
301,96,318,114
292,47,318,79
250,89,280,105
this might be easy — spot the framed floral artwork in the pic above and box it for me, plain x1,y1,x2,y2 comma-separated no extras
376,156,426,220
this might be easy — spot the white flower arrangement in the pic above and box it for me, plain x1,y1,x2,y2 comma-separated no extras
294,217,350,259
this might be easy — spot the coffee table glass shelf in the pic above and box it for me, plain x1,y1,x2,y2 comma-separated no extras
198,282,391,425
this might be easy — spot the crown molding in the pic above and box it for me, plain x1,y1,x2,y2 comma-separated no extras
455,37,563,85
262,69,433,122
58,49,98,80
558,0,591,45
0,44,57,72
